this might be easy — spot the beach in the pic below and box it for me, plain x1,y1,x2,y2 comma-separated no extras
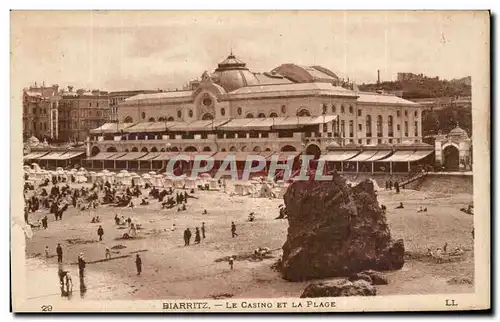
24,182,475,302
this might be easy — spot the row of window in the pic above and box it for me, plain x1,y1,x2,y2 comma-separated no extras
339,118,419,137
322,103,419,118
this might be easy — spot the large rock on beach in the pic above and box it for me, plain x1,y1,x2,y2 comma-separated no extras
300,279,376,298
281,174,405,281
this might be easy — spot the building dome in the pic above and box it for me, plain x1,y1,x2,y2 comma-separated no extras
449,125,468,138
211,53,260,92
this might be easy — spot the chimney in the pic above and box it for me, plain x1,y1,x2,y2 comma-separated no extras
377,69,380,85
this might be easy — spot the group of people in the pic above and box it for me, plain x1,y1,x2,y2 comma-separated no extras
183,223,206,246
385,180,401,193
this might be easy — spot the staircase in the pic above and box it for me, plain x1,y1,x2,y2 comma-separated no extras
400,170,428,188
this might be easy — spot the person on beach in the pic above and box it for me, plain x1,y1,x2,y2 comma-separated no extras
184,228,192,246
41,215,48,229
78,254,86,278
45,246,49,258
228,256,234,270
194,227,201,244
105,247,111,259
201,222,206,239
97,225,104,241
56,243,63,263
135,254,142,276
231,222,238,238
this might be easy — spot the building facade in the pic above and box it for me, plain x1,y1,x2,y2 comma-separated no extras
84,53,427,173
58,87,110,142
22,84,61,140
109,90,161,123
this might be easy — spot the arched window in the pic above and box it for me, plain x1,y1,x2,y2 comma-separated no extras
341,105,345,114
202,113,214,120
188,109,193,118
366,115,372,137
257,113,266,118
158,117,166,122
148,117,155,122
141,147,148,152
349,105,353,114
167,117,175,122
229,146,237,152
296,109,311,117
331,104,337,113
177,110,182,118
237,107,242,115
141,112,146,120
124,116,133,123
322,103,328,114
246,113,254,119
269,112,278,118
377,115,383,136
388,115,394,137
151,147,158,152
281,105,286,114
131,147,139,152
221,108,226,116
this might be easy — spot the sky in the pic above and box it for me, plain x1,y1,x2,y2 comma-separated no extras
10,11,487,92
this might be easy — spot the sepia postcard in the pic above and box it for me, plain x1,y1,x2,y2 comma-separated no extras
10,10,490,313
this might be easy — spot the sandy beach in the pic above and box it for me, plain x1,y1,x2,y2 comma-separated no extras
24,182,474,302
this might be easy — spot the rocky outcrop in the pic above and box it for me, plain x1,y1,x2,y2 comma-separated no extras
349,270,389,285
281,174,405,281
300,279,376,298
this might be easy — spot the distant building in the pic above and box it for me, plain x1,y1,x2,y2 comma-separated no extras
58,86,110,142
410,96,471,110
397,72,439,82
22,83,61,140
109,90,161,123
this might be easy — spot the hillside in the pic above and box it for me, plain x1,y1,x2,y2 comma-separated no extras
359,76,471,99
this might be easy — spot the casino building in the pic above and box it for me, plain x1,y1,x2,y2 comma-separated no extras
68,53,433,174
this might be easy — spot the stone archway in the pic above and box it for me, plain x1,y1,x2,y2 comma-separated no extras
184,146,198,152
170,147,179,152
151,147,158,152
221,148,227,152
160,148,166,152
443,145,460,171
241,145,248,152
124,149,130,152
167,117,175,122
141,147,148,152
131,147,139,152
229,146,237,152
106,147,118,152
123,116,133,123
264,148,271,151
91,146,100,157
203,146,212,152
305,143,321,159
281,145,297,152
252,146,261,152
